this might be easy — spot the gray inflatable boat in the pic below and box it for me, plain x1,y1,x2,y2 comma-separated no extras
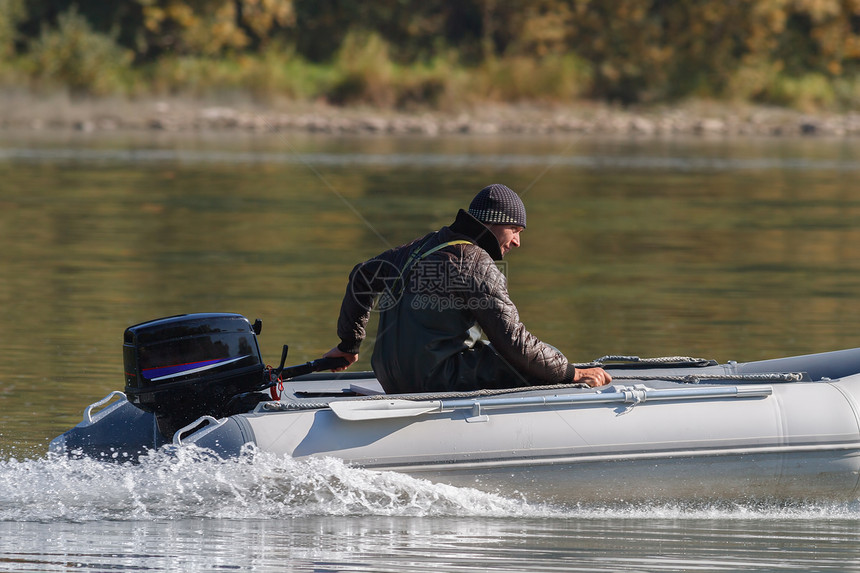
50,313,860,503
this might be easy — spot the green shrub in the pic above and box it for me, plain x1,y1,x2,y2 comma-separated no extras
765,73,836,111
728,60,848,112
328,32,395,106
471,54,591,102
395,72,447,109
242,45,334,101
28,6,132,96
142,56,242,97
142,46,336,102
832,75,860,111
0,0,25,60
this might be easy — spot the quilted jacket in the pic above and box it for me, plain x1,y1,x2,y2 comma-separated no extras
336,209,577,393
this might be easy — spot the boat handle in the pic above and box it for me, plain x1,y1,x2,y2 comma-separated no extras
172,416,222,445
83,391,128,425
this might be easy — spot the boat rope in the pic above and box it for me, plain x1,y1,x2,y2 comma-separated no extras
575,355,716,368
262,371,804,412
611,372,804,384
594,355,710,364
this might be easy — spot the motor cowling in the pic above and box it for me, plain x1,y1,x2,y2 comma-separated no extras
123,313,266,438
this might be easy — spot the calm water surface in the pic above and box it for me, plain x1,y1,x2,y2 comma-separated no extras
1,130,859,571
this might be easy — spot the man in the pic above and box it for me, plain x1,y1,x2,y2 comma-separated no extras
324,184,611,393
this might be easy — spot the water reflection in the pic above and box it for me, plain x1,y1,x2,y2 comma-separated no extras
1,133,859,571
2,138,860,172
2,514,857,572
0,134,859,456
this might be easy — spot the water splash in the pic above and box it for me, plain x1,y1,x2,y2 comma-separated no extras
0,446,548,522
2,446,858,524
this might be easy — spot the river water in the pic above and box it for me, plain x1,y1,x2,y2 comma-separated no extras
1,130,859,571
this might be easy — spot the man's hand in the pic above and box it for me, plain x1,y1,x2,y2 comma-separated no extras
573,367,612,388
323,347,359,372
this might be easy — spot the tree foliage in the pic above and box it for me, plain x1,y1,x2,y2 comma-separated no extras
2,0,859,106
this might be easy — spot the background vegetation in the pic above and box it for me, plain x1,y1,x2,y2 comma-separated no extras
1,0,859,111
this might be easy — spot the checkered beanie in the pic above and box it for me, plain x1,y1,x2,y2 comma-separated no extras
468,184,527,228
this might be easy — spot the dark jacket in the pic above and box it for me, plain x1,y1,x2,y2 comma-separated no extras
336,209,577,393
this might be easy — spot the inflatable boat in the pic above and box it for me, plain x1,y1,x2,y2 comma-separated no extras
50,313,860,503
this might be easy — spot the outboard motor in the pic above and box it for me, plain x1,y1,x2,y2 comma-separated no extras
123,313,266,438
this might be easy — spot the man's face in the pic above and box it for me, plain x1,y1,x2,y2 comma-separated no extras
489,224,523,256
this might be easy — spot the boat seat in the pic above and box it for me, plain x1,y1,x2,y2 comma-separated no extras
349,381,386,395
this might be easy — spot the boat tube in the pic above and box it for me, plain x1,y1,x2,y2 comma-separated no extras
50,313,860,503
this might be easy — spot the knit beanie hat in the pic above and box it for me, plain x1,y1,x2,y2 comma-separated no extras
468,184,527,228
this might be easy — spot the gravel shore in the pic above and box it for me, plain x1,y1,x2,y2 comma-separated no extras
3,94,860,137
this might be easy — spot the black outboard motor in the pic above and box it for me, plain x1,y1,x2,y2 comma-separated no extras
123,313,266,438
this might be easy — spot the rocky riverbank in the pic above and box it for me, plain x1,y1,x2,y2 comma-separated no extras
3,94,860,137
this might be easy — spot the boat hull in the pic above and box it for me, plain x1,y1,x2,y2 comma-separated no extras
51,348,860,503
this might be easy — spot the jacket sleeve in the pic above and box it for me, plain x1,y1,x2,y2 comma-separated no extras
336,257,392,354
466,253,576,384
335,237,426,354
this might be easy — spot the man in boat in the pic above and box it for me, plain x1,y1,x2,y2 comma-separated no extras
323,183,612,393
